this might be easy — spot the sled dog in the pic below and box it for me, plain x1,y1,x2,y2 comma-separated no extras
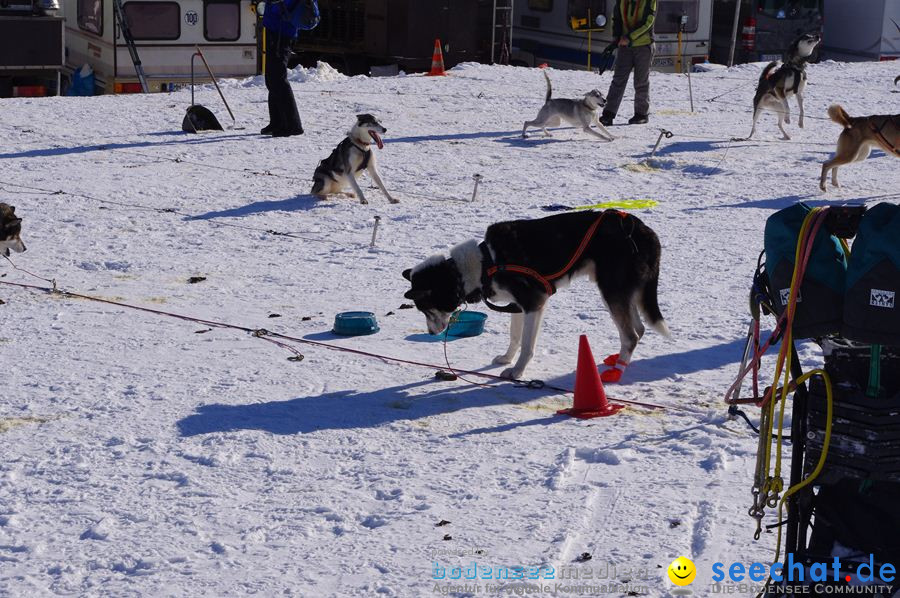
311,114,397,204
748,33,820,140
0,203,26,257
402,211,669,381
522,71,614,141
820,105,900,191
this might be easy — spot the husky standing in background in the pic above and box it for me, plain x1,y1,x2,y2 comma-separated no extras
747,33,821,140
0,203,26,257
402,211,668,382
522,71,614,141
311,114,398,204
820,105,900,191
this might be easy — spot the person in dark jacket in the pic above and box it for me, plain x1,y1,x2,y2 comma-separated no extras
261,0,306,137
600,0,657,126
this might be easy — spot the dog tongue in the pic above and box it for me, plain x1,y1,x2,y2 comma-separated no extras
370,130,384,149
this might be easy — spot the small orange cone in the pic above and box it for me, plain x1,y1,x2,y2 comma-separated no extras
557,335,624,418
427,39,447,76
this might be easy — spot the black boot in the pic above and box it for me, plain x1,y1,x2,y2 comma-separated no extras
628,114,649,125
599,113,615,126
271,127,304,138
260,124,276,135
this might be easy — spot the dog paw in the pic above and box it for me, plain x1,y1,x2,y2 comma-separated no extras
500,367,524,380
359,199,369,205
388,197,400,204
492,354,514,365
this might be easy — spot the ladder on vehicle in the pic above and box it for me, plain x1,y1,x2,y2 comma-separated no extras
112,0,149,93
491,0,514,65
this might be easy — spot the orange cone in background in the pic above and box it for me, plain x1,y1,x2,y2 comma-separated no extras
427,39,447,76
557,335,624,419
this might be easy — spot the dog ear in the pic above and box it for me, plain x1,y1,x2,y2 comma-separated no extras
402,268,412,281
404,289,427,300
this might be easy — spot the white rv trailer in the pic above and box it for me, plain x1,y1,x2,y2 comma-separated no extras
511,0,713,72
62,0,258,93
823,0,899,62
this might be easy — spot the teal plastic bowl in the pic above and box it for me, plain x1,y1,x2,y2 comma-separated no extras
446,311,487,337
333,311,379,336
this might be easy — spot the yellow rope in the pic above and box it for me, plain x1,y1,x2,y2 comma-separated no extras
753,207,840,597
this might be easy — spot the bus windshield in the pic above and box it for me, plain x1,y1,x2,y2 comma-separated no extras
758,0,821,19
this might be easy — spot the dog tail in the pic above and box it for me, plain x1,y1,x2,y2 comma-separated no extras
827,104,852,129
760,61,780,82
640,270,671,339
543,70,552,102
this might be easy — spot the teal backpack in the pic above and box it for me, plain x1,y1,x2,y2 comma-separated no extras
763,203,848,339
844,203,900,344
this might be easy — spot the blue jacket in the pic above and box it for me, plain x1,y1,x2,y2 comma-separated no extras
263,0,304,39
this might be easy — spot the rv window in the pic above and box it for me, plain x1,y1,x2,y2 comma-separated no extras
655,0,699,34
77,0,103,36
205,0,240,42
567,0,605,24
528,0,553,11
123,2,181,40
758,0,821,19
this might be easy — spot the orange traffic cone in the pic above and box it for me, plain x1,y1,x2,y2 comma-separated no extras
427,39,447,76
557,335,624,419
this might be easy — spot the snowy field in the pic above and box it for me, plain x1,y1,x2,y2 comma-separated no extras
1,59,898,597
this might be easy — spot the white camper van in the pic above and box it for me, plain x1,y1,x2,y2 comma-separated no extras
62,0,258,93
511,0,713,72
823,0,899,62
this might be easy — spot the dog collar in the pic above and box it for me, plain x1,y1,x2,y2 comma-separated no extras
476,242,523,314
350,138,371,152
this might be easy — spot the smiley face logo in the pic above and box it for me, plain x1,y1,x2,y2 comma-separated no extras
667,557,696,586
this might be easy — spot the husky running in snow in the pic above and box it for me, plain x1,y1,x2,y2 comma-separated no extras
522,71,614,141
820,105,900,191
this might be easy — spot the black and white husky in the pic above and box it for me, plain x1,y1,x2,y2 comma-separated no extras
311,114,398,204
0,203,26,257
522,71,614,141
747,33,820,140
402,211,668,381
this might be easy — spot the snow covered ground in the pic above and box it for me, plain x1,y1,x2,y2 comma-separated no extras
1,59,898,597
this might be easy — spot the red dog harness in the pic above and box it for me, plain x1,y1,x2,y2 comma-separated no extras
483,210,627,296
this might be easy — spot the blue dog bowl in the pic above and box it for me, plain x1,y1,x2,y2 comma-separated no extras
446,311,487,337
333,311,379,336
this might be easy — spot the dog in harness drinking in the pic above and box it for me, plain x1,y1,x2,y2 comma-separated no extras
311,114,398,204
402,211,669,382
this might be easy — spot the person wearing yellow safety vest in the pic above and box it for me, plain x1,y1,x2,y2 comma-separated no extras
599,0,656,126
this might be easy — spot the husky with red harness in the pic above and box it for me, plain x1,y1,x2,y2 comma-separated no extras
402,210,670,382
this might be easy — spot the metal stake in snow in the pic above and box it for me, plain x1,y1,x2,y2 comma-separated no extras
370,215,382,248
649,129,674,159
471,174,484,202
